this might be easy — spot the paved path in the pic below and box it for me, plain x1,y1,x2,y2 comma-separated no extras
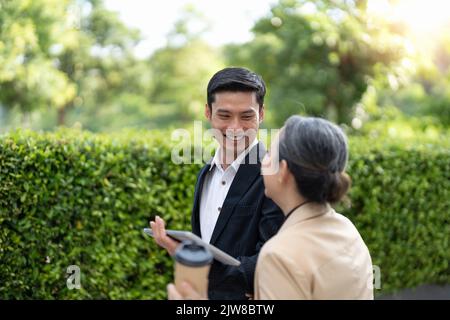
377,284,450,300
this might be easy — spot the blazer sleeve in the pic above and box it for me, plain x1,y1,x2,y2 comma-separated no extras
215,196,284,294
255,250,311,300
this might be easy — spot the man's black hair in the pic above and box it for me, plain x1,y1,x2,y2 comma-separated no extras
206,67,266,109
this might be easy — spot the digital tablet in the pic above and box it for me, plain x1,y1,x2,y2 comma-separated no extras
143,228,241,267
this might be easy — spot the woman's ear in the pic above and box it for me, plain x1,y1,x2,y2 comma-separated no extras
278,159,289,183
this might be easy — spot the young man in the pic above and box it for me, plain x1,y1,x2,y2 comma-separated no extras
150,67,284,300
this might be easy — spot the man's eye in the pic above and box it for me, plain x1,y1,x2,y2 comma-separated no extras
242,116,254,121
219,115,230,119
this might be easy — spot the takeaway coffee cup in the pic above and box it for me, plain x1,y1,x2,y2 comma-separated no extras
174,240,213,298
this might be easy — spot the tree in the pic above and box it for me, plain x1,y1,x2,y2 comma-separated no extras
0,0,76,117
146,5,224,124
376,41,450,127
0,0,144,127
53,0,141,126
225,0,404,126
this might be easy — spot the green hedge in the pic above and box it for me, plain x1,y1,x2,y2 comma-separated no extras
345,137,450,294
0,129,449,299
0,129,201,299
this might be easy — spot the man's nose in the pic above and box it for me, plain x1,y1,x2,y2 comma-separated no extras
227,117,243,131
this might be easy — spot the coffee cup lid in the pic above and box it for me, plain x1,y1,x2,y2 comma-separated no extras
175,240,213,267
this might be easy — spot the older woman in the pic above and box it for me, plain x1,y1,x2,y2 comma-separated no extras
168,116,374,300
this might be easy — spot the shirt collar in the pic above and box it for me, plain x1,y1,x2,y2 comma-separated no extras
210,138,259,173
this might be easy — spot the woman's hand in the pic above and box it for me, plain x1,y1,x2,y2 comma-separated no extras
167,281,207,300
149,216,179,256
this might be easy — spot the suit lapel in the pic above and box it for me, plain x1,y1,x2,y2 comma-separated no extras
209,142,266,245
192,163,211,236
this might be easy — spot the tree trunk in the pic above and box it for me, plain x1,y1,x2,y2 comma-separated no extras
57,107,66,126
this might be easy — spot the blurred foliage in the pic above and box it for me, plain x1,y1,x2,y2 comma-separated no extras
0,1,223,131
148,40,224,123
0,0,76,112
373,31,450,127
53,0,142,127
0,129,448,298
145,6,224,126
71,4,223,131
1,0,450,132
225,0,405,126
0,0,144,128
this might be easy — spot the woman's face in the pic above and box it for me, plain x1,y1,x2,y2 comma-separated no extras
261,129,282,201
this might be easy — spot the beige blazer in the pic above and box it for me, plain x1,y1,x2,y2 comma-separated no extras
254,202,374,300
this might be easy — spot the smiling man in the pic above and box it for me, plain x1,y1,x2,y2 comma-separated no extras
150,67,284,300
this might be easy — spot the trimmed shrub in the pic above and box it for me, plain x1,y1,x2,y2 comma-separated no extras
343,136,450,294
0,129,449,298
0,129,201,299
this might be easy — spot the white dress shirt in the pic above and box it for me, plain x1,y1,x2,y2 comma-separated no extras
199,139,259,243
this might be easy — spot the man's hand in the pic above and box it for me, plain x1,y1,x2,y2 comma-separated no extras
149,216,180,256
167,282,207,300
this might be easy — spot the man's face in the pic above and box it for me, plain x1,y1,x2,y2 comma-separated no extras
205,91,264,155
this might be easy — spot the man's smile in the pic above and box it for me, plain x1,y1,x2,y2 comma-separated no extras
223,131,245,141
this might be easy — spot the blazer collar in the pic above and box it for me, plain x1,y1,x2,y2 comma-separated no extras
192,164,210,236
280,202,332,232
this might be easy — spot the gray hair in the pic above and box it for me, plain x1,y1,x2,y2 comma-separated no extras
279,116,351,203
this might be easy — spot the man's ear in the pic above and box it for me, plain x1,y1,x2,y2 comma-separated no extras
259,105,265,123
205,104,211,121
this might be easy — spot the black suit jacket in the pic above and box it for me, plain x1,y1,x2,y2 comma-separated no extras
191,142,284,300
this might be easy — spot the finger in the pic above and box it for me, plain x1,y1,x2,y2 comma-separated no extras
157,217,168,242
151,221,165,248
167,283,183,300
156,216,166,231
154,217,181,255
245,293,254,300
149,221,156,236
156,215,163,225
154,217,164,243
150,221,159,241
153,218,160,240
157,217,173,249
